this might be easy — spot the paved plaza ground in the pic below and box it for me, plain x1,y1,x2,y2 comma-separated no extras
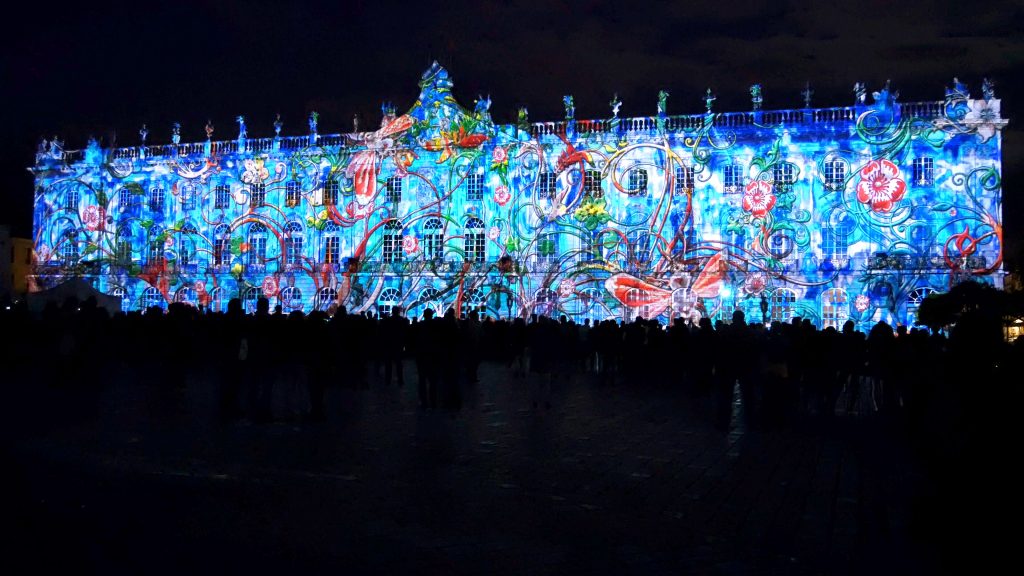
4,361,986,575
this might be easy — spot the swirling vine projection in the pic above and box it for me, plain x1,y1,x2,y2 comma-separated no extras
30,65,1005,328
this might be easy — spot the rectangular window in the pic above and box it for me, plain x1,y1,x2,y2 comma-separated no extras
250,183,266,206
285,237,303,265
466,233,485,263
723,164,743,190
216,238,231,266
383,233,402,263
182,190,196,211
119,187,134,208
467,174,485,201
824,161,846,190
147,241,162,264
674,165,694,194
324,179,339,206
912,157,933,186
627,168,648,196
65,190,79,211
385,177,403,203
324,236,340,264
585,169,603,198
285,181,301,207
539,172,557,199
148,188,164,212
248,237,266,266
425,232,443,260
773,163,795,191
215,185,231,209
116,240,132,266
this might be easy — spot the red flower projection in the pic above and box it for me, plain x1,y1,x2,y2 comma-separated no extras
742,180,776,218
856,159,906,213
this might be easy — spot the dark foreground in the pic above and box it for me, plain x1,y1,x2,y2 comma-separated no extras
4,359,1008,575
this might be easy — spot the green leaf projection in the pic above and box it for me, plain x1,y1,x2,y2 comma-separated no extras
31,65,1005,328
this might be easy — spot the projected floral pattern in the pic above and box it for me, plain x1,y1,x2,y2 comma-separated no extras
31,65,1005,328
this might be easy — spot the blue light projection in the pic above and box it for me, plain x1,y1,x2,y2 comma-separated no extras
30,66,1006,328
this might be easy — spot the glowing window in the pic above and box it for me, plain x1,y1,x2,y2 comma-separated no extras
323,222,340,264
284,222,304,265
210,287,226,313
821,288,849,329
771,288,796,323
285,181,302,207
383,219,404,263
539,172,557,199
175,287,198,307
111,287,129,312
467,174,485,201
378,287,401,317
723,164,744,190
61,229,79,263
582,169,603,198
824,160,846,190
147,227,164,265
316,287,337,311
912,157,934,186
386,177,403,203
626,168,648,196
215,185,231,209
64,188,79,210
423,218,444,260
214,224,231,266
242,286,260,314
142,286,165,310
247,223,267,266
280,286,303,311
773,163,795,191
181,182,197,210
250,182,266,206
324,179,339,206
823,215,854,266
464,217,485,263
674,165,694,194
148,187,165,212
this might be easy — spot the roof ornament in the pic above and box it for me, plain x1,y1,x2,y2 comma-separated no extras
750,84,762,111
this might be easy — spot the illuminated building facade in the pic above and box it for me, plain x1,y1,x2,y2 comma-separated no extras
30,64,1006,328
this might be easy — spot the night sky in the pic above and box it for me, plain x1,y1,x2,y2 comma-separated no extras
4,0,1022,263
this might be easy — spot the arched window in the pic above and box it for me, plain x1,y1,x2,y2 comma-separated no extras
148,187,165,212
210,286,226,313
821,288,849,329
464,217,485,263
907,287,937,326
280,286,303,311
247,222,267,267
323,222,341,265
316,287,337,311
626,167,648,196
65,188,80,211
111,287,129,312
771,288,796,323
175,286,198,307
378,287,401,317
423,218,444,260
463,287,487,315
214,224,232,267
383,219,403,263
142,286,165,310
284,221,304,267
417,287,444,318
242,286,260,314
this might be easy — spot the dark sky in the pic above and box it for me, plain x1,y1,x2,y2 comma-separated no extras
4,0,1022,261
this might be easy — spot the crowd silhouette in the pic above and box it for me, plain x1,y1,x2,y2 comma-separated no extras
1,291,1018,449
